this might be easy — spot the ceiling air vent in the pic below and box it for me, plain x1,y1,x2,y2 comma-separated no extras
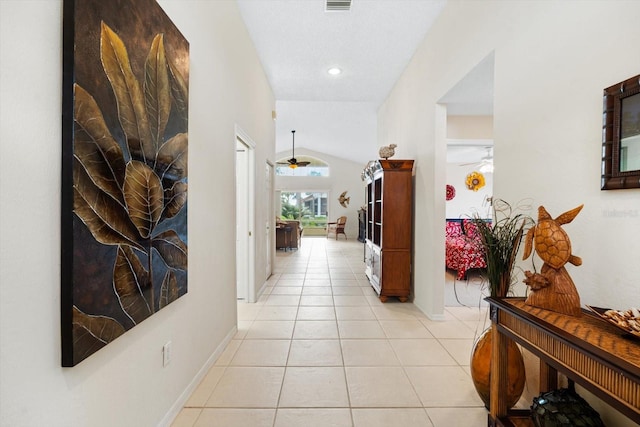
326,0,351,12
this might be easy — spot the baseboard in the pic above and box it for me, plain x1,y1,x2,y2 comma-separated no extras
427,313,447,321
156,325,238,427
257,279,270,299
413,300,447,321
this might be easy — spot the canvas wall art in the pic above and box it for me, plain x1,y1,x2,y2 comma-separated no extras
61,0,189,366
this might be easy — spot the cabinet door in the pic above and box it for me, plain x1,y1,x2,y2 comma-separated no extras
370,246,381,294
380,249,410,297
380,171,412,249
364,241,373,280
366,182,373,241
365,242,381,293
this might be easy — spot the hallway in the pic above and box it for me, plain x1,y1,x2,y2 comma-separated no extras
172,237,489,426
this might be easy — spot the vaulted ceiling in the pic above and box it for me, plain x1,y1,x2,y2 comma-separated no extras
237,0,492,164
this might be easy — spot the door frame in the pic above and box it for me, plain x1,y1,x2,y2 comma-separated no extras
235,125,256,303
265,161,274,279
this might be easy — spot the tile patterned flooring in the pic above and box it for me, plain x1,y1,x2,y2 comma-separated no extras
172,238,493,427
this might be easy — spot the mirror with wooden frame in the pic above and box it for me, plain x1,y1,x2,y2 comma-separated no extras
601,74,640,190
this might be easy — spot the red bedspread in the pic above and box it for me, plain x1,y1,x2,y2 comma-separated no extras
445,220,487,280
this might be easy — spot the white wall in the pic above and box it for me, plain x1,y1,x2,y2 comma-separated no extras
447,115,493,140
446,117,494,219
379,1,640,424
445,164,493,220
275,148,366,240
380,0,640,315
0,1,274,426
275,100,379,164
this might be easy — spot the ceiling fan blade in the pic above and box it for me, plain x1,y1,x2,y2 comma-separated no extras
277,158,300,166
460,156,493,167
296,161,310,167
456,146,493,166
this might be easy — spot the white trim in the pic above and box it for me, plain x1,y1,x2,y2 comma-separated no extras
235,124,257,148
432,103,448,318
275,187,332,194
265,161,274,279
157,326,237,427
235,125,257,303
446,138,493,147
426,313,447,321
257,279,270,300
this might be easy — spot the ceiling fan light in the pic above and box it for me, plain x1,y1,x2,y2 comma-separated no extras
327,67,342,76
289,163,298,169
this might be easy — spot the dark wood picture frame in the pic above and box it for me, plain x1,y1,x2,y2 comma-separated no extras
601,74,640,190
61,0,189,366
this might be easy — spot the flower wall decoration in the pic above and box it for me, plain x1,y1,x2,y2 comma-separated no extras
466,171,486,192
446,184,456,201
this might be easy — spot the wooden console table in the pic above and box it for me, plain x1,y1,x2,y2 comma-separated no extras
487,297,640,427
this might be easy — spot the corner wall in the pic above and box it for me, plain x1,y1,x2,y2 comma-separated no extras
380,0,640,315
0,1,274,426
378,1,639,424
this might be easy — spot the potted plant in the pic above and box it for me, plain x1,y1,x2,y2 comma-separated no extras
469,199,533,409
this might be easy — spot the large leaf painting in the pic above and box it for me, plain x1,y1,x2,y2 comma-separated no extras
62,0,189,367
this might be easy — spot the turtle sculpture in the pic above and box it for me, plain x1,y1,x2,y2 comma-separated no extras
522,204,584,316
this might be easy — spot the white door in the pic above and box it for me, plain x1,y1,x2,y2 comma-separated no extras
235,127,256,302
236,139,249,300
265,162,273,278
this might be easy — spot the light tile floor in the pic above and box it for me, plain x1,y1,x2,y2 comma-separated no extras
172,238,493,427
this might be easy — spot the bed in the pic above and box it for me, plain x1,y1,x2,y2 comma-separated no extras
445,219,488,280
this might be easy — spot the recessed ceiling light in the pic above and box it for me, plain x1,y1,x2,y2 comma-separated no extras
327,67,342,76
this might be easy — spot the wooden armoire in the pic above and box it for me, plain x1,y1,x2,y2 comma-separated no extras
362,159,414,302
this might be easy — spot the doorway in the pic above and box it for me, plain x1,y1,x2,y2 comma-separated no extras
438,52,495,308
235,128,256,302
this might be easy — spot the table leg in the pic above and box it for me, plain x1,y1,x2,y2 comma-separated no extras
490,322,509,423
539,361,558,393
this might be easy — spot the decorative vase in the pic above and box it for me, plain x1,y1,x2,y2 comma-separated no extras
470,327,526,409
468,199,531,408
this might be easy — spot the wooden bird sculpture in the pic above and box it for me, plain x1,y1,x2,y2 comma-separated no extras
522,204,583,316
379,144,397,160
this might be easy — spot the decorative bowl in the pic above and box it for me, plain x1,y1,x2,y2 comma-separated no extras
586,305,640,338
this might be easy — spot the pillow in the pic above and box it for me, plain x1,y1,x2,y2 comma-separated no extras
445,221,463,238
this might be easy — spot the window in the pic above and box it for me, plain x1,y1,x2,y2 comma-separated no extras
281,191,328,234
275,156,329,177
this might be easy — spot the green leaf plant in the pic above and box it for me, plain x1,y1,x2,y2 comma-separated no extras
72,22,188,347
471,199,534,298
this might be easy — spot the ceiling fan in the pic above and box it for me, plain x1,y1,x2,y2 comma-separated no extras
460,146,493,173
278,130,310,169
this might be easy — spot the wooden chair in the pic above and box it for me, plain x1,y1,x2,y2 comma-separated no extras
327,216,347,240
